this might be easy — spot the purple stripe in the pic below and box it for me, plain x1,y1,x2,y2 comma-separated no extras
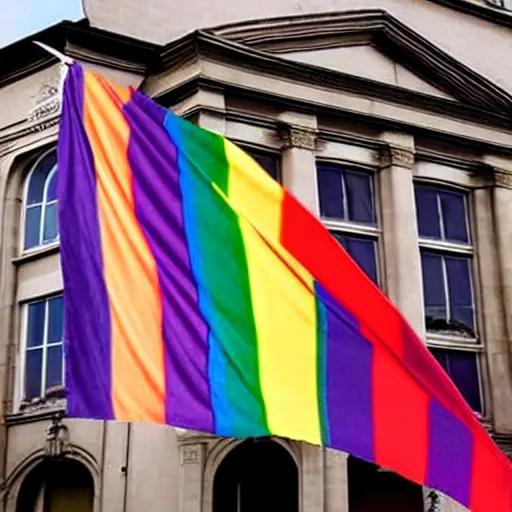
427,399,473,506
123,92,214,432
316,283,374,461
57,64,114,419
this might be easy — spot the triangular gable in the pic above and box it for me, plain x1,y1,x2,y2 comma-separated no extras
208,9,512,114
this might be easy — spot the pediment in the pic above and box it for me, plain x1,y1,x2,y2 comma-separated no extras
208,9,512,115
283,45,456,100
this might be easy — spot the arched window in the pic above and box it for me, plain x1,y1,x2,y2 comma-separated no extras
16,459,94,512
348,456,424,512
214,440,298,512
23,150,58,251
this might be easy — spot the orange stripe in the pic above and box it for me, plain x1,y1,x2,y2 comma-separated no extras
82,71,165,423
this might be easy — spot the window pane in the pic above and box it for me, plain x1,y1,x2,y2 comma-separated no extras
318,166,344,219
25,348,43,399
332,232,378,284
345,170,375,224
48,296,64,343
46,345,63,389
250,153,279,182
26,152,57,205
440,190,468,243
347,237,378,284
27,301,46,348
46,170,58,202
24,206,42,249
415,186,441,239
421,252,447,326
446,256,474,334
43,202,58,243
431,348,482,413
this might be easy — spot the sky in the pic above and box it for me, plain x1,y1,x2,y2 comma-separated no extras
0,0,84,48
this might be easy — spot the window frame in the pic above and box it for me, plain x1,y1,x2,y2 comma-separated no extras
17,293,65,409
20,148,60,255
317,160,382,287
415,179,484,414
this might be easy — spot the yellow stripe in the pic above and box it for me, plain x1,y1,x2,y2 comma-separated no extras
224,141,321,445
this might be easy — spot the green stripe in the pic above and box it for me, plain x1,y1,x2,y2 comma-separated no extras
171,116,269,437
315,290,330,444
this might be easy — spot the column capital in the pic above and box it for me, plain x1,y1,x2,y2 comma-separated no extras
379,144,414,170
278,125,317,150
494,167,512,189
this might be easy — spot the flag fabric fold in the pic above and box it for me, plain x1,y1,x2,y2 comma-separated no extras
57,63,512,511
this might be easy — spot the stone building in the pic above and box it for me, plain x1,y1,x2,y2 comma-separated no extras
1,0,512,510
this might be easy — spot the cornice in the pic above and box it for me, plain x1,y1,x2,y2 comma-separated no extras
155,76,512,157
429,0,512,29
206,10,512,115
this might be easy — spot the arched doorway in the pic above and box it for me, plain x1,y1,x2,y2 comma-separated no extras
213,440,298,512
16,459,94,512
348,456,424,512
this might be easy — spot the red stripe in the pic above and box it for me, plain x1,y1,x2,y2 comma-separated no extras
371,333,429,484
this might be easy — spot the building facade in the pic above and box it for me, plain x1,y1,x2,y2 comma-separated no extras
0,0,512,510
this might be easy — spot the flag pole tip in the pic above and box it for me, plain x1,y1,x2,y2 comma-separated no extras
33,41,74,65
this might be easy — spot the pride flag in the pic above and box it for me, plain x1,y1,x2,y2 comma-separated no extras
57,63,512,511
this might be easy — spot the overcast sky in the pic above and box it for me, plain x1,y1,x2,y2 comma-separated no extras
0,0,83,48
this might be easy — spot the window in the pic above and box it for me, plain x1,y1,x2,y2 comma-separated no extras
317,164,379,285
415,183,482,413
22,295,64,401
247,149,280,182
23,150,59,251
430,348,482,413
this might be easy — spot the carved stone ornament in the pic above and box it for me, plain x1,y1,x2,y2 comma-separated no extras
27,71,63,130
426,490,445,512
494,168,512,189
380,145,414,169
44,413,70,459
279,126,317,150
181,444,201,464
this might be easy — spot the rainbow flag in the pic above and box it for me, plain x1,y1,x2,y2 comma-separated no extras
57,63,512,511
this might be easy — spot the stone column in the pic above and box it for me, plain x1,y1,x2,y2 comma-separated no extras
300,443,324,512
179,441,206,512
472,182,512,433
378,133,424,334
325,449,349,512
278,112,319,215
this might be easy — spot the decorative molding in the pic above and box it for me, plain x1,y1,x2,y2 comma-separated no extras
379,145,414,169
279,125,317,150
181,444,203,464
494,167,512,189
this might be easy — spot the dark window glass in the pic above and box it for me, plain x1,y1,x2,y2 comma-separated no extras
318,166,344,219
440,190,468,243
445,256,474,332
421,250,474,336
415,185,469,243
46,345,63,390
332,233,378,285
318,165,375,224
27,301,45,348
48,296,63,344
345,170,375,224
26,152,56,205
415,186,440,239
24,206,42,250
46,172,57,202
43,202,58,243
25,349,43,399
430,348,482,413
